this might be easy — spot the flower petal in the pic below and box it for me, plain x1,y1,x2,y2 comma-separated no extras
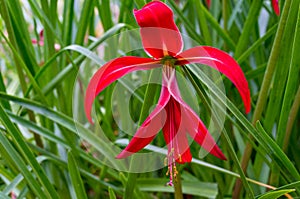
272,0,280,16
85,56,160,123
206,0,211,8
116,85,171,159
163,71,226,160
163,97,192,163
182,106,226,160
176,46,251,113
134,1,183,58
162,97,192,163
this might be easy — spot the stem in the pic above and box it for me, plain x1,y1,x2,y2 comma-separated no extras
173,168,183,199
283,85,300,151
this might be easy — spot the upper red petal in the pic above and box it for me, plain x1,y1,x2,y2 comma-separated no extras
176,46,251,114
84,56,160,123
116,84,171,159
134,1,183,58
272,0,280,15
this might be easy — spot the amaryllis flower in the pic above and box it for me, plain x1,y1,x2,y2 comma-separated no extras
85,1,250,186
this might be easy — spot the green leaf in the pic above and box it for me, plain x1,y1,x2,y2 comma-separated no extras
108,187,117,199
186,65,300,182
0,92,126,171
67,151,88,199
0,104,59,198
137,178,218,198
257,189,295,199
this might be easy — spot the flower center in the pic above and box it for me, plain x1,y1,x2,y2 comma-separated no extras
165,148,178,186
160,56,177,67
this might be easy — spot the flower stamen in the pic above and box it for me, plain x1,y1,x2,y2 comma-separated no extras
165,147,179,186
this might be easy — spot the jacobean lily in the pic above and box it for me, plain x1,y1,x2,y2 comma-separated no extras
85,1,250,186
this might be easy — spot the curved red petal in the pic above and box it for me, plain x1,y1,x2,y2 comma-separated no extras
116,85,171,159
163,72,226,160
176,46,251,113
85,57,160,123
182,105,226,160
161,97,192,163
134,1,183,58
206,0,211,8
272,0,280,15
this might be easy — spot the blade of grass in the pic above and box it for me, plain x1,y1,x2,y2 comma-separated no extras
0,92,126,171
74,0,94,45
237,0,293,195
67,151,88,199
270,1,300,186
185,65,300,182
0,105,56,198
234,1,263,58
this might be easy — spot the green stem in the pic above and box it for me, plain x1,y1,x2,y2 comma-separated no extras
251,0,291,127
174,169,183,199
283,85,300,151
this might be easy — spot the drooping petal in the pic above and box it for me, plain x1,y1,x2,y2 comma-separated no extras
85,56,160,122
162,97,192,163
176,46,251,113
272,0,280,16
116,85,171,159
163,71,226,160
182,105,227,160
134,1,183,58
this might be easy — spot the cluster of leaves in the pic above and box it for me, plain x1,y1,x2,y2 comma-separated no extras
0,0,299,198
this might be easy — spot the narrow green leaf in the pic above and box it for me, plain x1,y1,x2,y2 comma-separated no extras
0,72,11,110
0,109,48,198
234,1,263,58
0,105,59,198
96,0,114,30
257,189,295,199
134,0,146,9
67,151,88,199
40,23,126,96
168,0,204,44
108,187,117,199
186,66,300,182
137,178,218,198
277,1,300,147
0,92,126,171
75,0,94,45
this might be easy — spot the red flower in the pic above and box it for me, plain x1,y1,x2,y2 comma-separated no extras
206,0,211,8
272,0,280,16
85,1,250,186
